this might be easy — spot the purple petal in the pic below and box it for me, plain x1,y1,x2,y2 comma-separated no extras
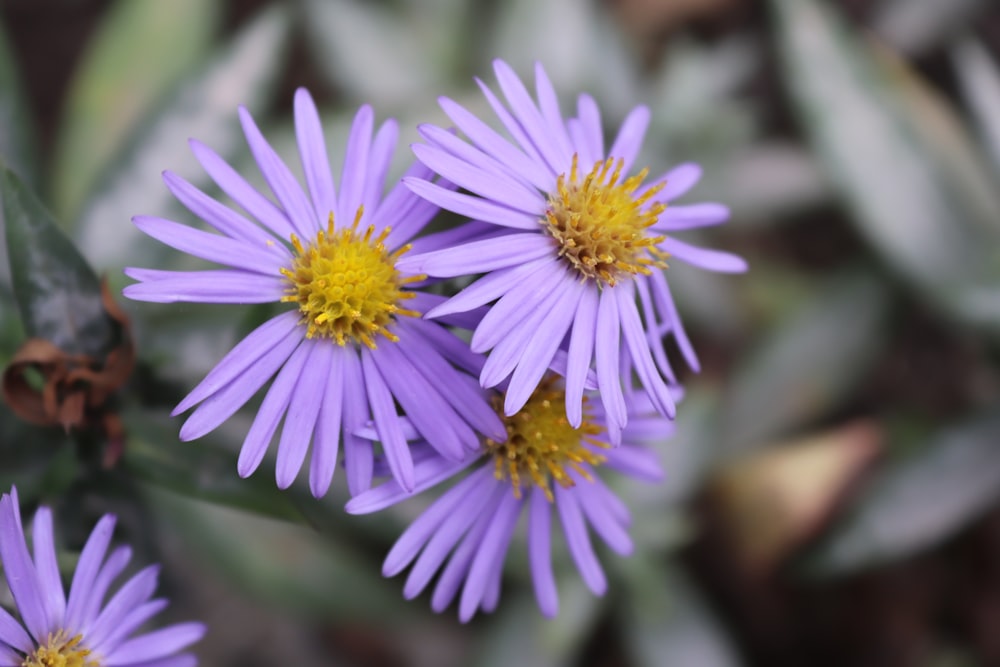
30,509,65,632
652,163,702,203
528,489,558,617
660,237,748,273
603,444,664,483
294,88,337,222
90,598,167,655
85,565,159,648
403,177,539,230
533,62,574,163
77,546,132,632
0,606,31,654
0,494,48,641
492,60,568,174
402,317,486,377
470,260,564,353
337,105,374,224
653,203,730,231
616,286,676,418
476,76,547,167
275,341,325,489
634,277,677,384
362,348,414,492
123,270,284,304
188,139,295,239
555,486,606,595
649,271,699,372
239,106,317,238
607,106,650,176
309,344,343,498
430,486,501,613
363,119,398,217
595,290,627,437
104,623,205,664
425,256,552,319
458,488,522,622
64,515,116,631
378,160,447,247
565,285,598,428
346,457,475,515
132,216,284,275
573,94,604,167
341,347,374,496
398,231,552,278
576,482,633,556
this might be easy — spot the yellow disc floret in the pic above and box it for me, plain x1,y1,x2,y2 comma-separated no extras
280,208,424,348
22,631,98,667
544,154,668,286
486,379,608,502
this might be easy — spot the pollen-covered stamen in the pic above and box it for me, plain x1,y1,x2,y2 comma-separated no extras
280,207,424,348
486,379,608,502
544,154,668,286
22,631,98,667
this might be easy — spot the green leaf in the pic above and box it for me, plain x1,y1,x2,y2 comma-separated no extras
72,6,291,272
803,413,1000,576
719,271,889,455
1,166,116,356
873,0,992,55
50,0,221,223
952,39,1000,177
618,560,744,667
0,18,37,186
770,0,1000,320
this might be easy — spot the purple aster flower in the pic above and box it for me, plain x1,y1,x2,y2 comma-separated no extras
397,59,747,441
0,487,204,666
346,376,675,621
124,89,505,496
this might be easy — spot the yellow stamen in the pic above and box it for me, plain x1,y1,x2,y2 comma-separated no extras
486,379,608,502
280,208,423,348
22,631,98,667
543,154,668,286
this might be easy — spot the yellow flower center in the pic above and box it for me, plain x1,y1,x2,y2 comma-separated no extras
486,380,608,501
543,154,668,286
280,208,424,348
22,632,98,667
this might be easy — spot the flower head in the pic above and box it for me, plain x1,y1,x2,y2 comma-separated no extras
398,59,746,440
347,377,675,621
125,89,505,496
0,488,204,666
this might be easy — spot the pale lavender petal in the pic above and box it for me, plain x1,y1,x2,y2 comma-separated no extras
362,348,414,492
398,231,552,277
85,565,159,648
480,560,503,614
239,106,317,238
378,160,447,246
548,350,598,391
403,317,486,377
123,270,284,304
437,96,552,190
337,105,374,224
90,599,167,655
411,142,543,216
493,60,567,174
425,256,551,319
503,274,583,416
661,237,748,273
533,62,574,162
30,509,65,632
236,338,311,477
616,286,676,418
403,177,539,230
294,88,337,221
104,623,205,665
607,106,650,175
309,344,343,498
458,488,522,622
528,489,558,617
363,119,398,216
346,457,474,515
0,644,21,665
0,607,31,654
120,655,197,667
574,94,604,166
476,77,547,167
430,487,500,613
565,284,598,428
583,473,631,525
471,260,564,353
341,347,374,496
603,445,664,482
64,516,116,630
653,203,730,231
406,221,505,258
652,163,702,203
649,271,699,372
275,341,325,489
132,216,284,275
575,483,632,556
595,290,626,437
188,139,295,239
634,277,676,384
555,486,606,595
0,494,47,641
162,171,287,253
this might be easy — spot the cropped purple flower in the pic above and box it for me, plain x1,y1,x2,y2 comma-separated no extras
398,59,746,441
346,378,675,621
125,88,505,496
0,487,204,667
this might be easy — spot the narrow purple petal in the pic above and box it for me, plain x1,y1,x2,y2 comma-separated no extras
492,60,567,174
649,271,699,372
123,270,284,304
533,62,574,163
476,77,547,167
595,290,626,438
607,106,650,175
458,488,522,622
275,341,325,489
236,339,311,477
573,94,604,166
338,105,374,224
346,457,474,515
378,160,447,247
30,509,65,631
64,515,116,631
90,599,167,655
403,317,486,377
77,546,132,631
576,483,633,556
363,119,398,216
653,203,730,231
239,106,317,238
118,655,197,667
0,607,31,654
661,237,748,273
132,216,284,275
616,286,676,418
85,565,159,648
403,177,539,230
470,260,564,353
425,256,552,319
430,486,501,614
0,494,48,641
362,348,414,492
555,486,606,595
652,163,702,203
309,344,343,498
104,623,206,664
528,489,558,617
341,347,374,496
398,231,552,278
188,139,295,239
565,286,598,428
294,88,337,221
634,277,677,384
603,444,664,482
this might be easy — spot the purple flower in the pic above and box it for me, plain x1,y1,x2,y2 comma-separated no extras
397,59,746,441
0,487,204,666
125,89,505,496
346,377,675,621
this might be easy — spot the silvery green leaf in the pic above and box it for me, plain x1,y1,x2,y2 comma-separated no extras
719,271,889,455
0,19,36,188
50,0,221,223
804,414,1000,576
873,0,991,55
73,6,291,273
951,38,1000,177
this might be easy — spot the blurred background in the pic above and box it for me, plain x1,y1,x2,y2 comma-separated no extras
2,0,1000,665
